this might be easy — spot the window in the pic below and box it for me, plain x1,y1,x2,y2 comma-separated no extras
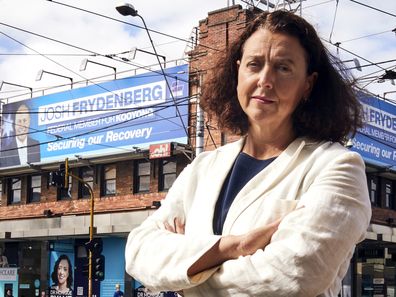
79,167,94,199
28,175,41,203
8,178,21,204
57,176,72,200
101,164,116,196
367,174,380,206
382,178,394,209
134,161,151,193
159,159,177,191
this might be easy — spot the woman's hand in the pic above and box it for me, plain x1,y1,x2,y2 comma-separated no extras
234,217,282,257
164,217,185,234
186,217,283,276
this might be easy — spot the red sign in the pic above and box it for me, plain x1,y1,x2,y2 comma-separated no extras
149,143,171,159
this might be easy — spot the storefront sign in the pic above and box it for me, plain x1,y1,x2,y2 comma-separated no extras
350,92,396,167
0,268,17,281
149,143,172,159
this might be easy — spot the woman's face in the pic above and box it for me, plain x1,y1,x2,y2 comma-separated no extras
57,259,69,286
237,28,316,134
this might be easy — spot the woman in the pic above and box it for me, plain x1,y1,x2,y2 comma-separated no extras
50,255,73,297
125,10,371,297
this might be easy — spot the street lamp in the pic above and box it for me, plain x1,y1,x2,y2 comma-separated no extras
0,81,33,98
36,69,74,89
80,59,117,79
129,47,166,68
115,2,188,137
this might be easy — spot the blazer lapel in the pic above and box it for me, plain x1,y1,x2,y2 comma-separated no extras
222,138,308,234
187,138,245,235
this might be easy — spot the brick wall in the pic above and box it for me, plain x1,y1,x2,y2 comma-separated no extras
189,5,259,151
0,154,190,220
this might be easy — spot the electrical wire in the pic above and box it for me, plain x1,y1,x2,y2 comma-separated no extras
47,0,221,53
0,24,189,84
0,98,192,154
338,29,394,44
349,0,396,18
0,95,192,141
328,0,339,43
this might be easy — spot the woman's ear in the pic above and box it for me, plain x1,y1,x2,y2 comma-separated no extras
304,72,318,98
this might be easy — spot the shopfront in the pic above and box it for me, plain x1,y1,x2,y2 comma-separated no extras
354,240,396,297
0,267,18,297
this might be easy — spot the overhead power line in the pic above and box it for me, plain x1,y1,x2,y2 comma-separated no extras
0,24,188,84
47,0,221,53
0,97,192,154
349,0,396,18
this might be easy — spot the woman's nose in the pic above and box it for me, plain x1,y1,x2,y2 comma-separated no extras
257,66,273,89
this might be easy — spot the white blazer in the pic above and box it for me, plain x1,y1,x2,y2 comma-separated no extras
125,137,371,297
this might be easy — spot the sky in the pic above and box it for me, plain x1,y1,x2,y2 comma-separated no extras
0,0,395,103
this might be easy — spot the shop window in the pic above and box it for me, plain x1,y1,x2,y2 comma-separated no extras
159,159,177,191
78,167,94,199
101,164,116,196
367,174,380,207
57,176,72,200
134,160,151,193
8,178,21,204
382,178,394,209
28,175,41,203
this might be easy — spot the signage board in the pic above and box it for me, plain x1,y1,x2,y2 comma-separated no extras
0,64,189,168
149,143,172,159
350,92,396,167
0,268,18,281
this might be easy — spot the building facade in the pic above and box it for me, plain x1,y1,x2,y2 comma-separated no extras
0,4,395,297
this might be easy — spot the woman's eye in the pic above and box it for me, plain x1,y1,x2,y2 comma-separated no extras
277,64,291,73
247,61,260,69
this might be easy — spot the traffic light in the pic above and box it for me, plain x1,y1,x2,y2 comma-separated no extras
85,238,105,281
49,171,64,188
49,161,68,188
92,254,105,281
85,238,103,255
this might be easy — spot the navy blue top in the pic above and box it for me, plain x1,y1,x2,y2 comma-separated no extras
213,152,276,235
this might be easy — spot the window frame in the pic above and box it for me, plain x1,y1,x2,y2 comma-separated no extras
78,166,94,199
101,164,116,197
133,160,151,194
158,158,177,192
8,177,22,205
57,175,72,200
27,175,41,203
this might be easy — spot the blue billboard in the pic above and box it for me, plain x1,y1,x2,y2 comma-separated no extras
0,64,189,168
350,92,396,167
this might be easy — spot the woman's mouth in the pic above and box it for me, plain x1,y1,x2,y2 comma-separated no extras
251,96,275,104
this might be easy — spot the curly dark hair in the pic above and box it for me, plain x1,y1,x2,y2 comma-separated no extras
51,254,73,288
200,10,361,143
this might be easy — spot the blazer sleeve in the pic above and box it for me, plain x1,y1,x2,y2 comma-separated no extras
125,160,221,292
206,151,371,296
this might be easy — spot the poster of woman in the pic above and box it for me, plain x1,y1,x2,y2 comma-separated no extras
49,254,73,297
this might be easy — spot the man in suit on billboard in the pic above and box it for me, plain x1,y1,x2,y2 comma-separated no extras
0,103,40,167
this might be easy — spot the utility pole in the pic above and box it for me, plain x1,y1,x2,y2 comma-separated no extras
50,158,96,297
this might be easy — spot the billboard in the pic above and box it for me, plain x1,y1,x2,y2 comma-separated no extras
48,252,74,297
350,92,396,167
0,64,189,168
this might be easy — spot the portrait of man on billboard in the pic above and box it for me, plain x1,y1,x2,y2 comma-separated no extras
0,103,41,167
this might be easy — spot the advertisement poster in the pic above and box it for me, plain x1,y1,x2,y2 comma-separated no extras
350,92,396,167
48,252,75,297
0,64,189,168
